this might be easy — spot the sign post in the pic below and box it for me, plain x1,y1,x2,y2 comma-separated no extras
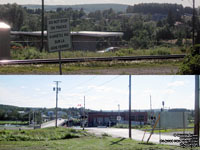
58,51,62,75
47,18,71,75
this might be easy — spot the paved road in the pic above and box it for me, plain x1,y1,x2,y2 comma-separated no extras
41,119,66,128
86,128,180,145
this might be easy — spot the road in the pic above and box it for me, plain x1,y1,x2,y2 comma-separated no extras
86,128,180,145
41,119,66,128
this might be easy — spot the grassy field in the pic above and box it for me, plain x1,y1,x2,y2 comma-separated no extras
0,127,82,141
0,127,195,150
152,128,193,133
0,46,185,74
10,46,187,60
114,124,194,133
0,59,182,74
0,121,28,126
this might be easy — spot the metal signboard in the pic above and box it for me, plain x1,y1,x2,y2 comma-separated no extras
47,18,71,52
117,116,121,121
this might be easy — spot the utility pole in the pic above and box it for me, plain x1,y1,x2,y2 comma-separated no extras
118,104,120,116
33,110,35,129
41,0,44,52
150,95,152,113
150,95,152,125
194,75,199,146
29,112,30,125
83,96,85,130
192,0,195,46
129,75,132,139
53,81,61,128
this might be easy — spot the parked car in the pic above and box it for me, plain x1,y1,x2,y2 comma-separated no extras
97,47,119,53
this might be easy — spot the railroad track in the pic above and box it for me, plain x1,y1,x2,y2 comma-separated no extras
0,55,186,65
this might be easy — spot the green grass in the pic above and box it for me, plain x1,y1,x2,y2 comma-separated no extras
152,128,193,133
0,133,191,150
10,46,187,60
0,121,28,126
0,127,198,150
0,127,83,141
114,124,152,130
0,60,182,74
114,124,194,134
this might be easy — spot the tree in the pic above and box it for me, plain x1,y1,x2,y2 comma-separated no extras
179,45,200,74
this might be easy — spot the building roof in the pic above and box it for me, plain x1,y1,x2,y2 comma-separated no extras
11,31,123,38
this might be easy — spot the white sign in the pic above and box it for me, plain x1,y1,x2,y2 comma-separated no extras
117,116,121,121
47,18,71,52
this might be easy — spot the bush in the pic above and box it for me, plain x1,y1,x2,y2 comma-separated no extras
11,47,45,60
101,133,110,137
10,42,23,50
179,54,200,74
0,127,81,141
150,49,170,55
179,45,200,74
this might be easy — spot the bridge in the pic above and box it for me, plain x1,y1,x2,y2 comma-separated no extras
41,118,67,128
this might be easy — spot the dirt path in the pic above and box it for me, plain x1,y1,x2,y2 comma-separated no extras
68,66,179,75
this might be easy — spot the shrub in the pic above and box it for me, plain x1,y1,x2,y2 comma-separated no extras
11,47,45,60
179,45,200,74
150,49,170,55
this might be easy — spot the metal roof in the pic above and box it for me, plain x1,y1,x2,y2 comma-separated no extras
11,31,123,37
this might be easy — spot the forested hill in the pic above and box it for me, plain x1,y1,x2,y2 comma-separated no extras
22,3,129,13
126,3,193,15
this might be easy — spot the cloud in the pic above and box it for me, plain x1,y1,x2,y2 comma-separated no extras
167,81,185,87
163,89,175,95
0,0,199,7
20,86,26,89
34,88,41,91
144,89,153,94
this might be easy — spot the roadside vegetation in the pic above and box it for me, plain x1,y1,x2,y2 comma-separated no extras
114,124,152,129
179,44,200,74
0,127,83,141
114,123,194,134
0,59,182,74
0,121,28,126
10,45,187,60
0,127,192,150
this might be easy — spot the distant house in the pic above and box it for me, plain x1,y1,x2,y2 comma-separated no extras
47,111,54,119
18,111,25,114
174,21,184,27
57,111,67,118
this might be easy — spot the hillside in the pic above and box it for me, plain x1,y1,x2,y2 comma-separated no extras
22,3,129,13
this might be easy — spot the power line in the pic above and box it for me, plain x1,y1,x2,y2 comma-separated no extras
64,76,97,93
82,75,121,94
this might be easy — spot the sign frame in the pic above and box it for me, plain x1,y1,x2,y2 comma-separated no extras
47,17,71,53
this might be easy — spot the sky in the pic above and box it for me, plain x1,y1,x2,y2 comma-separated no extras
0,75,195,111
0,0,199,7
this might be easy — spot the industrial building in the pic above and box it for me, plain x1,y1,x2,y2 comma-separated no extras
11,31,123,51
88,111,148,127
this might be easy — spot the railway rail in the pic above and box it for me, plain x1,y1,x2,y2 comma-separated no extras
0,55,186,65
